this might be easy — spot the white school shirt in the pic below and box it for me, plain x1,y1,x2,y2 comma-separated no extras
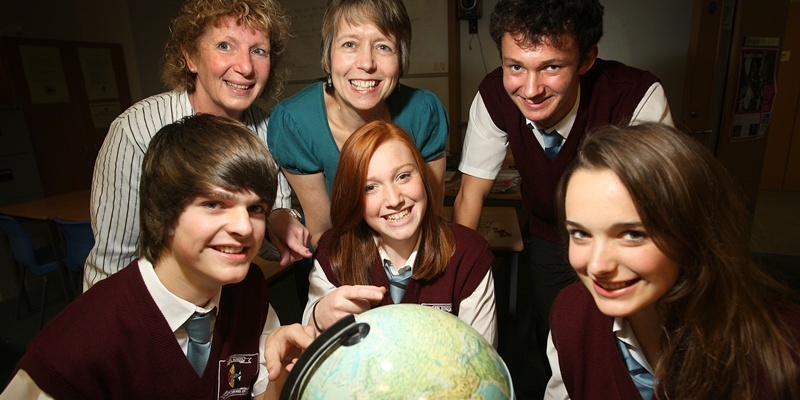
458,82,673,181
544,317,654,400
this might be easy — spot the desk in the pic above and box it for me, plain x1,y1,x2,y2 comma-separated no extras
443,206,522,252
0,190,91,299
444,172,523,202
445,148,522,202
0,189,91,221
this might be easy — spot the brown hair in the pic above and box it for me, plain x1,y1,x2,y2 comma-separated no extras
161,0,291,101
489,0,603,63
139,114,277,262
556,123,799,399
320,0,411,77
328,120,454,285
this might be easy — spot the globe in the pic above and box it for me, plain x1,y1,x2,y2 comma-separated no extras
281,304,514,399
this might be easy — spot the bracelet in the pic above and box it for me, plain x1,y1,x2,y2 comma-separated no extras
269,207,302,222
311,300,324,332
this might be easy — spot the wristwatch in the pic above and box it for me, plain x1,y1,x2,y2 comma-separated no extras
270,207,302,222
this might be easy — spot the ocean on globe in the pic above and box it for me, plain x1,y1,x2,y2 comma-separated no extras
281,304,514,399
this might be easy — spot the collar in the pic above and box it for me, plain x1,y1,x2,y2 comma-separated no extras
138,259,220,333
376,234,422,275
527,85,581,139
613,317,654,374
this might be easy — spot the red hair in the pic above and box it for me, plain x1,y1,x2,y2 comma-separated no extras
328,120,454,285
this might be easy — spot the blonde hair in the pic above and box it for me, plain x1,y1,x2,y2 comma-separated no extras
161,0,291,101
319,0,411,77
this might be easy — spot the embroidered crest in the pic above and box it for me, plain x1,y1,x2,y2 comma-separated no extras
422,303,452,312
227,363,242,388
218,353,257,399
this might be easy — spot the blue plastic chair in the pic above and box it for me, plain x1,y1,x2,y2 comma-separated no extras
52,217,94,297
0,215,70,328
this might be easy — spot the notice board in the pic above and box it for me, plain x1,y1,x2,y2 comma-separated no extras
0,37,131,196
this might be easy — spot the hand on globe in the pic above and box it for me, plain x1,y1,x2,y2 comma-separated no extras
282,304,515,399
313,285,387,330
265,324,319,381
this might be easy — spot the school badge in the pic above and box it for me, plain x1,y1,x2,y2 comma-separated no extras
227,363,242,388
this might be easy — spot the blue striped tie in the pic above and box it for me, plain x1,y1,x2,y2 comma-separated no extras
542,129,563,159
186,310,214,375
531,123,563,159
383,260,412,303
617,338,655,400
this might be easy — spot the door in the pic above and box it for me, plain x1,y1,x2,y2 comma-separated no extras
681,0,790,208
760,3,800,190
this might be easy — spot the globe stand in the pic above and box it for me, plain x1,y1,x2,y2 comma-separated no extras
281,314,369,399
280,304,514,399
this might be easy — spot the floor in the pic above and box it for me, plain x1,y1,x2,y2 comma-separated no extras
750,189,800,293
0,190,798,394
0,276,71,385
750,189,800,256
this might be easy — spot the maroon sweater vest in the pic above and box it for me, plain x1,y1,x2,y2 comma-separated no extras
552,283,800,399
315,222,493,316
479,59,659,243
550,282,642,399
16,260,270,399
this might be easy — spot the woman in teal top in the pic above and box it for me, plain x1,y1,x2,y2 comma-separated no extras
267,0,448,248
269,82,446,195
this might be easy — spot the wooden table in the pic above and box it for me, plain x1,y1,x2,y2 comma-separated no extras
444,172,523,202
0,190,296,285
0,189,91,221
0,190,91,299
443,206,523,252
444,149,523,202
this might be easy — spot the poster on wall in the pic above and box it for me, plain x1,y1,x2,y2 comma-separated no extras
730,46,778,141
79,48,119,100
20,46,70,104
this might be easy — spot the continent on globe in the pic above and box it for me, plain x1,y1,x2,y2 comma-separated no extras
282,304,515,399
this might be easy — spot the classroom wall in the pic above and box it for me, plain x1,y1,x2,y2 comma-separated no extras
0,0,145,102
126,1,184,98
2,0,693,126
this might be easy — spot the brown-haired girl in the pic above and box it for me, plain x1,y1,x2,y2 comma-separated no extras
546,123,800,399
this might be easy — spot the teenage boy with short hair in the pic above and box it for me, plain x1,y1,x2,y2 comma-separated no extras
2,114,315,399
454,0,673,395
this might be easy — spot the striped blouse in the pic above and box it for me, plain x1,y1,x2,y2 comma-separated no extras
84,90,291,289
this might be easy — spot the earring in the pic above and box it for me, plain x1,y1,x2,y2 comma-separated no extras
326,73,333,90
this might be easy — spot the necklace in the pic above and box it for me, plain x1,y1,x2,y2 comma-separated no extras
332,95,389,134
